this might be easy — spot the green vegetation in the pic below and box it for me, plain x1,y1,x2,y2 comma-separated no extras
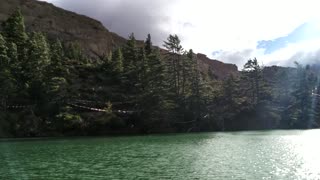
0,10,319,137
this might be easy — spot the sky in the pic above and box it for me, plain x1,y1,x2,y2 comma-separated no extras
39,0,320,68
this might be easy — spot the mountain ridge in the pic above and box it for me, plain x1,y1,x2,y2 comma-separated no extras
0,0,238,79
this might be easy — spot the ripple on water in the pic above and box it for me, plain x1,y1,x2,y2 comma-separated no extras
1,130,320,179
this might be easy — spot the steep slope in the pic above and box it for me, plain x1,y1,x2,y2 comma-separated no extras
197,53,238,79
0,0,238,79
0,0,126,58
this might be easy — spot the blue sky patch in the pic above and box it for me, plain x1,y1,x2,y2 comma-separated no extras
257,21,320,54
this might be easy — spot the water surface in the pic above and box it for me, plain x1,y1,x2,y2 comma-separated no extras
1,130,320,179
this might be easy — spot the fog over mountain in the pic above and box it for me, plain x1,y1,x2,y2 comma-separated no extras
40,0,320,67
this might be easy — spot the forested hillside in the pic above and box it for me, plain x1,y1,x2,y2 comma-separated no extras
0,9,320,137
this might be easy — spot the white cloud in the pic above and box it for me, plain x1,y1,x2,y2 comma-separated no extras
39,0,320,67
156,0,320,67
213,38,320,68
212,49,254,67
258,38,320,66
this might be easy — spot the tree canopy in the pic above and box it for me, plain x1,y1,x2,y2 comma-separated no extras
0,11,319,137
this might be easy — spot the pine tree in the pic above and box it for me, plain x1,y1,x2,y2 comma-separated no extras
47,39,68,98
25,32,50,82
187,50,203,101
243,58,263,105
144,34,152,56
122,33,139,93
147,47,166,94
222,75,241,111
6,42,18,67
46,76,68,102
48,39,65,78
6,42,19,83
2,9,28,46
183,49,197,97
163,34,183,54
0,68,15,112
185,49,205,126
138,46,173,132
2,9,28,60
65,42,87,64
0,34,15,111
0,34,9,68
137,47,149,91
163,34,184,98
313,82,320,126
111,47,124,74
290,63,317,128
21,32,51,105
123,33,137,72
214,75,241,129
144,34,163,92
51,40,63,66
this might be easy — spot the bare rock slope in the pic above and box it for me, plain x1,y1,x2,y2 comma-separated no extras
0,0,125,57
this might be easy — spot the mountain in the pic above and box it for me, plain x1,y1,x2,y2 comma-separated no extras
0,0,126,58
196,53,238,79
0,0,238,79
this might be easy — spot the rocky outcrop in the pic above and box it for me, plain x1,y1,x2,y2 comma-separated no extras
197,53,238,79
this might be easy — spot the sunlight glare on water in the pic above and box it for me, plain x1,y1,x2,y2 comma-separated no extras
291,130,320,179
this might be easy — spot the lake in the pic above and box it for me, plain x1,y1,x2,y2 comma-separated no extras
1,130,320,179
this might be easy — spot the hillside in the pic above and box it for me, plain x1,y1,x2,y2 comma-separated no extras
0,0,238,79
0,0,125,58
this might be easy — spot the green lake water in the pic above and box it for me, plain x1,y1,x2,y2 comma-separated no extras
1,130,320,179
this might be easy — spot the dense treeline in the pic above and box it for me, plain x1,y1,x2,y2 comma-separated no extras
0,10,319,137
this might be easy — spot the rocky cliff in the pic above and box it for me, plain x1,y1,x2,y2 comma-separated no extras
197,53,238,79
0,0,238,79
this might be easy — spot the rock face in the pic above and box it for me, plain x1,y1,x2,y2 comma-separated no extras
197,53,238,79
0,0,126,58
0,0,239,79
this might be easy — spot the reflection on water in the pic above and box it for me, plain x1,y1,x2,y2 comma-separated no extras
1,130,320,179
